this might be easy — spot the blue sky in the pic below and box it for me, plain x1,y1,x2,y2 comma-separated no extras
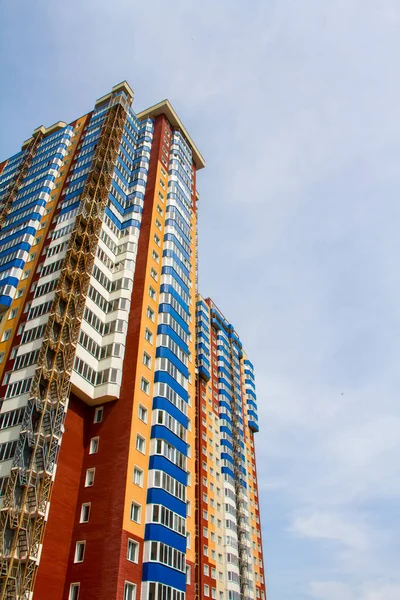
1,1,400,598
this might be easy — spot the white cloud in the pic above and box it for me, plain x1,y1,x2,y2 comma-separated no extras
311,581,400,600
291,512,369,551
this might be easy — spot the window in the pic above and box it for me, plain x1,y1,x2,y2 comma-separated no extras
89,437,99,454
152,249,159,263
127,539,139,563
204,585,210,597
136,435,145,454
2,330,11,342
143,352,151,368
74,541,85,563
80,503,91,523
140,378,150,395
150,267,158,281
133,467,143,486
94,407,103,423
155,219,162,230
186,565,191,584
9,308,18,320
149,286,156,300
69,584,80,600
138,404,148,422
204,565,209,576
149,541,185,572
154,234,160,246
145,329,153,344
85,468,95,487
147,306,155,321
16,288,24,299
124,582,136,600
130,502,141,523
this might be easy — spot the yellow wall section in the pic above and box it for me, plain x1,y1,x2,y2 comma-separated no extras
122,160,171,536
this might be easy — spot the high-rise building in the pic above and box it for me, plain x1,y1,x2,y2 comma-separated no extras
195,297,264,600
0,82,265,600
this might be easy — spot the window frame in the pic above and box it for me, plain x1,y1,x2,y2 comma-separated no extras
138,404,148,423
124,581,136,600
85,468,95,487
136,435,145,454
69,583,80,600
130,502,141,524
127,539,139,563
80,503,91,523
94,406,103,423
89,437,99,454
74,541,86,563
133,467,144,487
